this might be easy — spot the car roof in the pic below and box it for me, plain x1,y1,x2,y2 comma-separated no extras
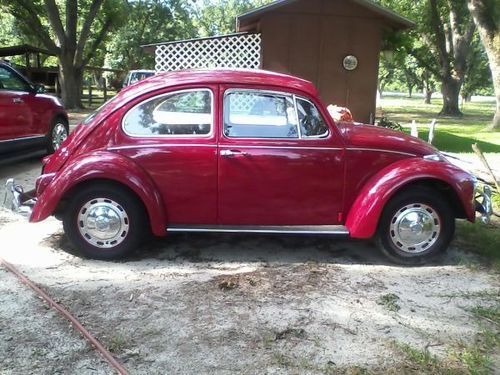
128,69,155,73
122,69,318,98
91,69,319,128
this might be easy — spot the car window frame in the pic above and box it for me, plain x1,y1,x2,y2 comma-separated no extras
294,95,330,139
121,88,215,139
222,88,331,141
0,65,33,93
223,88,300,140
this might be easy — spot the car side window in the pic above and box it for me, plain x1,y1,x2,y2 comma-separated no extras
296,97,329,137
123,89,212,137
224,91,298,139
0,67,31,92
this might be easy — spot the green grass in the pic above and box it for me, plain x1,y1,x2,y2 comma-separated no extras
456,221,500,271
377,293,401,312
393,339,495,375
379,96,500,153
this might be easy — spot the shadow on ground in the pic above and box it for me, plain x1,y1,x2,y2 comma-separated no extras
44,230,468,269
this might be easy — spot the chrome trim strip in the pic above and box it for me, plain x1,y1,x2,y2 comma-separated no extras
108,144,342,152
108,144,217,151
346,147,416,157
221,145,343,151
168,225,349,235
0,135,45,144
121,88,215,139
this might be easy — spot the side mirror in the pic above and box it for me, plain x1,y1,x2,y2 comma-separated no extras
33,84,45,94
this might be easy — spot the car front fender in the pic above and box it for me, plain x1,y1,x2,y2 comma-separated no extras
345,158,475,239
30,151,167,236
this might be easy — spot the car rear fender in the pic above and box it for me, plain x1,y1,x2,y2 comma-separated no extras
345,158,475,239
30,151,167,236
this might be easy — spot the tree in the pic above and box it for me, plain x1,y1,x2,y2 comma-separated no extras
193,0,272,36
105,0,195,71
379,0,475,116
1,0,124,109
461,35,492,102
467,0,500,130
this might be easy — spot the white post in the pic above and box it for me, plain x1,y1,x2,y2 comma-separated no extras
428,119,437,144
411,120,418,138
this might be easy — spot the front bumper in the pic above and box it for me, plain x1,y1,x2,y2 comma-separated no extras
3,178,36,218
474,182,493,224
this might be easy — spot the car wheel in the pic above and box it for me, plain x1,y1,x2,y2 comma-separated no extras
376,187,455,265
47,117,69,153
63,183,147,260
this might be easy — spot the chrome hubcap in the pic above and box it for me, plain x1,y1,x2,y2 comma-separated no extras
77,198,129,249
52,123,68,150
389,203,441,254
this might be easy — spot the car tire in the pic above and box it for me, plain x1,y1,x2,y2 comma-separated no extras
63,183,147,260
47,117,69,154
376,187,455,265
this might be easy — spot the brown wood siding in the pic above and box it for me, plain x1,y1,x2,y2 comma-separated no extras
256,0,383,123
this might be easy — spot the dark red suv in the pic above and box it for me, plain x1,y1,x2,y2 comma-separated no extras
0,62,68,157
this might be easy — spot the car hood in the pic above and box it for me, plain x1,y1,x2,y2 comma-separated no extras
338,122,438,157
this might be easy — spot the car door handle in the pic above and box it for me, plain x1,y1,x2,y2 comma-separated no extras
12,98,23,104
220,149,248,158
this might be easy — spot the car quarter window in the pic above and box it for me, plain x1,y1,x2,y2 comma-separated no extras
0,67,31,92
123,89,212,137
224,91,298,139
296,97,329,137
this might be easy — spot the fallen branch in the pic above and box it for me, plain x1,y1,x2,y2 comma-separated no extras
472,143,500,193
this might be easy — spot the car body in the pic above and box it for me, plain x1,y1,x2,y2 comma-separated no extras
5,69,492,263
0,62,69,157
122,69,155,89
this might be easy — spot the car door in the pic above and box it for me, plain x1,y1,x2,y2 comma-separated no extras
0,65,34,141
218,86,345,226
115,86,218,225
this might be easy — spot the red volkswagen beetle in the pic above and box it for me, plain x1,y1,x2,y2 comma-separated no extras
0,62,69,156
6,69,492,264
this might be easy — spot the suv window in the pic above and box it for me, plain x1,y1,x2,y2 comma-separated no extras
296,97,329,137
123,89,212,137
224,91,298,139
0,67,31,92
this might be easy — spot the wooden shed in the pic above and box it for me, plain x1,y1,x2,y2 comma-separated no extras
145,0,413,123
236,0,413,123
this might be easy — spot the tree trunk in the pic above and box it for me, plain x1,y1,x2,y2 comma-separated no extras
486,52,500,130
408,85,413,98
467,0,500,130
424,88,433,104
440,77,462,116
59,56,83,109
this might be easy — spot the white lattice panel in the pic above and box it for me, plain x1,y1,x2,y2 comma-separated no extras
155,33,261,72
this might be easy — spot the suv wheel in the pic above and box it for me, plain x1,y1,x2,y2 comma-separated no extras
47,117,69,153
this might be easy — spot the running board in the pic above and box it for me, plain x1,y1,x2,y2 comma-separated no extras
167,225,349,235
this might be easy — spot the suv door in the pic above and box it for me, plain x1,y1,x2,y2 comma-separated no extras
218,86,345,226
0,65,34,141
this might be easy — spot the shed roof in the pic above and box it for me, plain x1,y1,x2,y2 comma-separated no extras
237,0,414,30
0,44,54,58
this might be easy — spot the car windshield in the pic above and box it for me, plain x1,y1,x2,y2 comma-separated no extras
82,96,119,125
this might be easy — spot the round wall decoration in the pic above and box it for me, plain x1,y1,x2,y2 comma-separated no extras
343,55,358,71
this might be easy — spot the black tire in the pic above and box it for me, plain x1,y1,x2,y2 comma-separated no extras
63,183,147,260
376,187,455,265
47,117,69,154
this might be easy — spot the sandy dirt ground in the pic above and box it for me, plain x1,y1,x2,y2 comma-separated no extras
0,211,499,373
0,130,499,373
